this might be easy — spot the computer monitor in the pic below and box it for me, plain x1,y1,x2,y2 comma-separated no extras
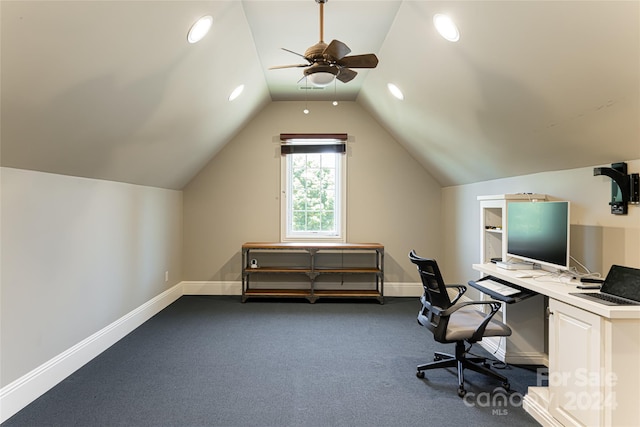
506,201,570,271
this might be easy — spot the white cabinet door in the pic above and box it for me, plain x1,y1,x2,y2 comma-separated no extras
548,299,603,427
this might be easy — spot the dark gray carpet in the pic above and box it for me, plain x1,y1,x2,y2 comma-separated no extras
3,296,540,426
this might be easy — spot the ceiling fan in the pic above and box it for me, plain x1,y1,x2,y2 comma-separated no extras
269,0,379,87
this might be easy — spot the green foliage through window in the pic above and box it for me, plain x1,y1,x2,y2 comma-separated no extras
287,153,340,236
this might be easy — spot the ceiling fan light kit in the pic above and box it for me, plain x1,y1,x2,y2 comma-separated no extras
307,72,336,87
304,64,339,87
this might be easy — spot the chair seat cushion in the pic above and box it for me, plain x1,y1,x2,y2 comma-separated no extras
445,305,512,341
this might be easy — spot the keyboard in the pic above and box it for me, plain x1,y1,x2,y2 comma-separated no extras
478,279,521,296
582,292,640,306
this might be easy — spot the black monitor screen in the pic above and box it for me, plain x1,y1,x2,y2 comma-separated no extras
506,201,570,270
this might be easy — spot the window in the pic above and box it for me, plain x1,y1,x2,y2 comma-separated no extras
280,134,347,242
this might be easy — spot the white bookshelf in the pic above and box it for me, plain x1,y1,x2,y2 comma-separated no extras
477,194,548,365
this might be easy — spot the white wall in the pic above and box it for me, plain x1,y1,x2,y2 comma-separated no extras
441,159,640,292
0,167,183,387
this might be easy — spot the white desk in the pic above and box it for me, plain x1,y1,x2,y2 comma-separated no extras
473,263,640,427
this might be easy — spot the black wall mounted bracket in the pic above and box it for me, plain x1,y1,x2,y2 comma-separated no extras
593,162,639,215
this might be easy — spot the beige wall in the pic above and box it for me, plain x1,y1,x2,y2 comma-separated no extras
0,167,183,387
441,159,640,296
182,101,443,285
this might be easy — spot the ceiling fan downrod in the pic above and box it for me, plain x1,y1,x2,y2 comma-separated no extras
317,0,327,43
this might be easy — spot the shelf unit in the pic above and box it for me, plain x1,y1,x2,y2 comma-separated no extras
477,194,548,364
241,242,384,303
479,193,547,264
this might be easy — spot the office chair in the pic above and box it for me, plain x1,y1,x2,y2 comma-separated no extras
409,250,512,397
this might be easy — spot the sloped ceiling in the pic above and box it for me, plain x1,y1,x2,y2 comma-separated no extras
1,1,639,189
360,1,640,186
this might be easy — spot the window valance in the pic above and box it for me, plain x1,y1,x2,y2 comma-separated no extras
280,133,347,155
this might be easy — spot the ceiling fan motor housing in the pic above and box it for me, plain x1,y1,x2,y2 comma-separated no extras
269,0,377,85
303,63,338,77
304,42,328,62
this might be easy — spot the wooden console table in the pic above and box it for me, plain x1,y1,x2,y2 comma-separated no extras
241,242,384,303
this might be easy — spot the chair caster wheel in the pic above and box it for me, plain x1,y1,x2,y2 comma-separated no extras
416,371,425,379
457,387,466,397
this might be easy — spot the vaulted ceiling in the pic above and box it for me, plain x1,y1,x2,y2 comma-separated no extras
2,1,638,189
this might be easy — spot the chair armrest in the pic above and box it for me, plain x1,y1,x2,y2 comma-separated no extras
445,284,466,304
437,300,498,316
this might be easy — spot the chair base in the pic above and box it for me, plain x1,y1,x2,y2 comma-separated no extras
416,341,510,397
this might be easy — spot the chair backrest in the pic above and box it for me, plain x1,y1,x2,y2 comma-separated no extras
409,250,454,342
408,250,454,309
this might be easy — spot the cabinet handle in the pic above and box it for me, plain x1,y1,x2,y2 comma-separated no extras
546,306,554,317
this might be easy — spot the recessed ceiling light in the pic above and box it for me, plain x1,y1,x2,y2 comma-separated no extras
187,15,213,44
228,85,244,101
433,14,460,42
387,83,404,100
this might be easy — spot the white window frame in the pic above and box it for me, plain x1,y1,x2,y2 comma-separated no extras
280,150,346,242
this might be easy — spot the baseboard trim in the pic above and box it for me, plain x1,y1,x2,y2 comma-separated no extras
477,338,547,365
523,387,562,427
1,280,421,422
0,283,183,423
182,280,423,297
182,281,242,295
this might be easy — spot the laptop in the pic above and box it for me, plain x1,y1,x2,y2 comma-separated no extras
570,265,640,306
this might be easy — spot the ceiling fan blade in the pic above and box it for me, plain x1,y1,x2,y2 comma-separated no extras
337,68,357,83
337,54,379,69
269,64,309,70
281,47,307,59
324,39,351,60
272,1,379,86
